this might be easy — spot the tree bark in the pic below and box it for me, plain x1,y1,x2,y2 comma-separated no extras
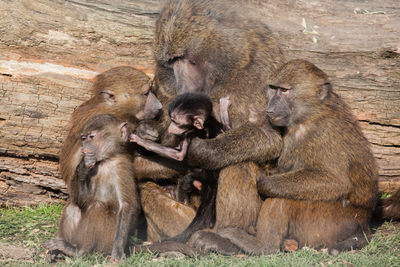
0,0,399,206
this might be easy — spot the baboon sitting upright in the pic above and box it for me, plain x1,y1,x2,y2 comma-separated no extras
46,115,139,261
139,0,284,243
188,60,378,255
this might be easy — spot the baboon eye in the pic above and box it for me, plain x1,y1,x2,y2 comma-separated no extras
167,56,182,65
81,136,86,141
268,85,278,91
88,134,96,139
167,57,179,65
167,58,175,65
101,90,116,105
102,91,114,98
281,88,289,93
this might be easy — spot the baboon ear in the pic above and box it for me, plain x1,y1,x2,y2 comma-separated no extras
319,82,332,101
120,122,129,141
101,90,116,106
193,115,205,130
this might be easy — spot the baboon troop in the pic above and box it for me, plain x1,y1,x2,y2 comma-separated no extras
45,0,398,262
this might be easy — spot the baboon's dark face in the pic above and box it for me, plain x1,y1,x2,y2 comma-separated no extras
80,115,131,169
266,60,332,128
81,129,104,169
100,82,162,121
168,108,206,136
266,85,293,127
173,58,208,94
139,90,163,120
159,53,217,95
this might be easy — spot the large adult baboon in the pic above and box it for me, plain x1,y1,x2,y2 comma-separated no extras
188,60,378,255
139,0,284,242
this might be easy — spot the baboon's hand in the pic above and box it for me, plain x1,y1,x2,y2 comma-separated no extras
134,121,159,141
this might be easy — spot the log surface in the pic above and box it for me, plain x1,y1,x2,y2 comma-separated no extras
0,0,399,205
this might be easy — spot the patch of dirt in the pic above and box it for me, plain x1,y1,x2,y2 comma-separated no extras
0,242,35,264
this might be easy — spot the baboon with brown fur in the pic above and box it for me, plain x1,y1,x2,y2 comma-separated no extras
188,60,378,255
45,115,140,261
59,66,163,190
139,0,284,242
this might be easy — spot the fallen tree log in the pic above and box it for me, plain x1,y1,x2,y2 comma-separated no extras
0,0,399,206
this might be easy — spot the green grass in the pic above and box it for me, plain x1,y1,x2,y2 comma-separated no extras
0,203,62,249
1,204,399,266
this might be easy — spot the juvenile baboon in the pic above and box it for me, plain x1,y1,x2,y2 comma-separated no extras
189,60,378,255
140,0,283,242
59,66,163,190
132,93,232,242
45,114,140,261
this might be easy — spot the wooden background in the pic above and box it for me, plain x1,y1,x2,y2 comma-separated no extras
0,0,399,206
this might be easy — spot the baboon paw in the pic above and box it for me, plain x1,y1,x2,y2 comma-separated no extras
134,123,159,141
44,238,64,250
111,250,123,262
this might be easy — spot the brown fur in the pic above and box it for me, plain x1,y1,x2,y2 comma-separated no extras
45,115,141,261
132,154,187,181
139,182,196,242
140,0,284,245
214,162,263,234
59,67,185,229
59,66,153,189
51,67,175,259
133,92,231,243
189,60,378,255
154,0,283,169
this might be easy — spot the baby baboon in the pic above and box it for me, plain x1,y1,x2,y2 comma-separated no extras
131,92,232,242
131,92,231,161
188,60,378,256
45,114,140,261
